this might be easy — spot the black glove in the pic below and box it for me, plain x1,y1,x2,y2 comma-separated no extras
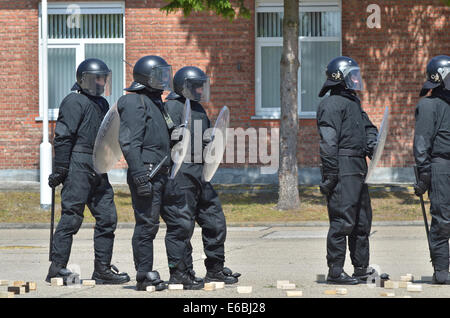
170,125,185,148
172,125,184,141
202,134,214,148
365,147,374,160
48,166,69,188
319,175,338,196
414,172,431,196
133,172,153,197
365,142,377,160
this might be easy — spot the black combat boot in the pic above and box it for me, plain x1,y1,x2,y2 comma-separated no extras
136,271,167,291
169,268,204,290
205,267,240,285
352,266,377,283
189,269,204,284
432,270,449,285
327,266,359,285
91,261,130,285
45,262,77,285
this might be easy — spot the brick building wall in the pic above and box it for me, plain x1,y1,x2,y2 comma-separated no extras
342,0,450,169
0,0,448,181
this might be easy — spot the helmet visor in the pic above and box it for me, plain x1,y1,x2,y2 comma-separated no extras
80,71,112,96
343,67,363,91
182,77,210,102
149,65,173,91
442,67,450,90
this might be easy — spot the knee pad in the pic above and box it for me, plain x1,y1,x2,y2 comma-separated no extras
58,212,84,235
339,221,355,236
141,222,159,239
175,218,195,240
438,221,450,237
201,183,218,202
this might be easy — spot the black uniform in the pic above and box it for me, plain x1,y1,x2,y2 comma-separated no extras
413,87,450,274
164,95,227,273
317,88,378,277
51,92,117,267
117,91,171,274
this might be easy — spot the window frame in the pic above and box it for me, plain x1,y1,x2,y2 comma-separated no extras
254,1,342,119
37,1,126,121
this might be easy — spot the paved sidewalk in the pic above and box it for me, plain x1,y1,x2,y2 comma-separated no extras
0,225,448,298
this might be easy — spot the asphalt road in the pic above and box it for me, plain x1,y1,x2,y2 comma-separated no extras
0,225,449,298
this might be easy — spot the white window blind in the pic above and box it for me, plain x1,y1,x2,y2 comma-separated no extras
39,2,125,119
48,14,124,39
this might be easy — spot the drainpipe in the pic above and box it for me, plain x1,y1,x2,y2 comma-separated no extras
40,0,52,209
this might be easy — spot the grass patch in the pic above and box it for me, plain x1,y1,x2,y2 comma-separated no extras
0,187,430,223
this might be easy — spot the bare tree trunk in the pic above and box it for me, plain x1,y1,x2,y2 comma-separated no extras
277,0,300,210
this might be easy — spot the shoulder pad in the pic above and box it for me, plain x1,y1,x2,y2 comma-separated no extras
165,98,184,112
61,92,88,105
166,91,181,100
117,93,144,110
417,96,437,108
318,95,346,110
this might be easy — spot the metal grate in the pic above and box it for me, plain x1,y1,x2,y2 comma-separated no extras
257,10,340,38
299,11,340,37
257,12,283,37
48,14,123,39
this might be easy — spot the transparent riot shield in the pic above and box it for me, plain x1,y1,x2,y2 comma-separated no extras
365,106,389,183
169,98,192,179
93,103,122,174
202,106,230,182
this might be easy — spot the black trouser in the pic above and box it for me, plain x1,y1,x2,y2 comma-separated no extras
429,159,450,271
162,163,226,272
51,152,117,266
127,170,168,273
325,156,372,271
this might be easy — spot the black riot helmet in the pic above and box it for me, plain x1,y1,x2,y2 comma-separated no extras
319,56,363,97
173,66,210,102
124,55,173,92
420,55,450,96
72,58,112,96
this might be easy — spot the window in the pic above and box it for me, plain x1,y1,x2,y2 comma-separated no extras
39,2,125,119
255,2,341,119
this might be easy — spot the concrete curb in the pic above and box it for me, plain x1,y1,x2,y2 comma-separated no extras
0,181,415,192
0,220,427,229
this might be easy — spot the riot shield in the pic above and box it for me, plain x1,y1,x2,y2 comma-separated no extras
169,99,192,179
93,103,122,174
202,106,230,182
365,106,389,183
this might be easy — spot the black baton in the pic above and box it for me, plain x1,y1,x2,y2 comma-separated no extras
49,186,55,262
414,165,432,262
149,155,168,179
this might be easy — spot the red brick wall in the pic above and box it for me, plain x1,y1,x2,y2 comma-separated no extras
0,1,40,170
0,0,448,171
342,0,450,168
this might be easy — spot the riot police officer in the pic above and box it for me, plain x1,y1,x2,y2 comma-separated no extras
317,56,378,285
164,66,240,287
413,55,450,284
117,55,176,291
46,58,130,285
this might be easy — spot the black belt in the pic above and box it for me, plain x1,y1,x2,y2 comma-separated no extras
144,163,171,176
338,149,365,157
72,145,93,154
431,157,450,164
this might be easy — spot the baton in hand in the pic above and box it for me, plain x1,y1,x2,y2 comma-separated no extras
149,155,168,179
49,186,55,262
414,165,432,263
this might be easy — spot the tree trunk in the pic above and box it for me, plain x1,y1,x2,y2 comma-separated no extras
277,0,300,210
